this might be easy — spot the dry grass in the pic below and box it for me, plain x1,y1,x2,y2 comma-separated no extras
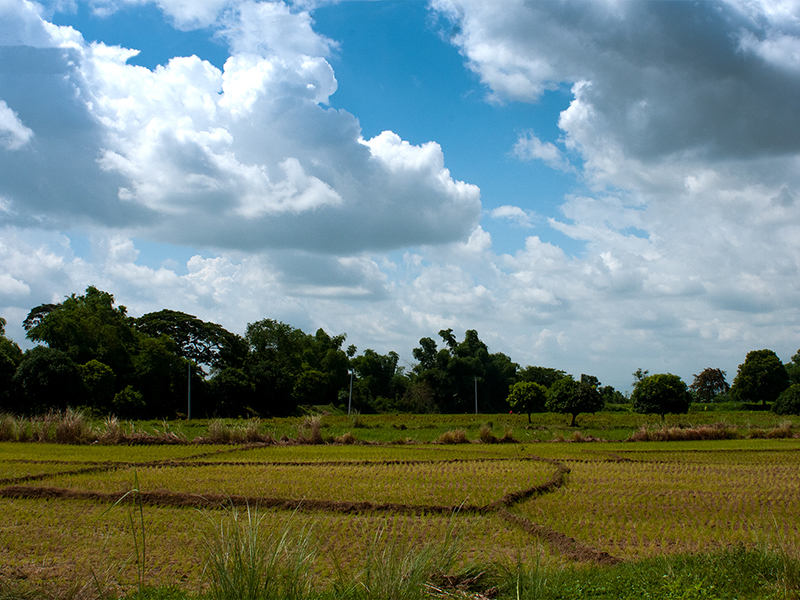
748,421,796,439
435,429,469,444
628,422,741,442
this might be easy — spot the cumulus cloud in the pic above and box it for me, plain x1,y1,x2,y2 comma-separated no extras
420,0,800,384
0,0,480,253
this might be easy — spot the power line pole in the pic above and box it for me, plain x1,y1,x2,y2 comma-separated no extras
348,370,354,416
187,360,192,420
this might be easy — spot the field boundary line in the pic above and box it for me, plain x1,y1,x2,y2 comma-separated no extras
498,508,622,565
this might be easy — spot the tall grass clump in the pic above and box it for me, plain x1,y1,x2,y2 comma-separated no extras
349,518,463,600
203,505,318,600
628,422,740,442
435,429,468,444
200,419,272,445
54,407,95,444
0,413,18,441
297,415,323,445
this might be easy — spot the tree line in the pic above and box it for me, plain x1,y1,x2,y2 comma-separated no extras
0,287,799,420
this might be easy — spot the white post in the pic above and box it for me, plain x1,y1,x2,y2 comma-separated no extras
348,370,354,416
187,360,192,420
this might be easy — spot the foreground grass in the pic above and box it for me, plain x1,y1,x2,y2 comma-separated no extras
2,544,798,600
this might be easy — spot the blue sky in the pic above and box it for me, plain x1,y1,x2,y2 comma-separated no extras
2,0,800,392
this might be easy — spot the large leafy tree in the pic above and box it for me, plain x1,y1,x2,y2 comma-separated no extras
689,368,730,402
785,350,800,385
411,329,517,413
632,373,691,418
350,349,409,412
545,375,605,427
730,349,790,406
23,287,137,382
518,365,567,388
11,347,86,414
0,318,23,408
244,319,350,415
135,310,247,373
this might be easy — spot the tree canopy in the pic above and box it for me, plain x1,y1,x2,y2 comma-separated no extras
730,349,790,406
632,373,691,418
545,375,605,427
689,368,730,402
507,381,547,423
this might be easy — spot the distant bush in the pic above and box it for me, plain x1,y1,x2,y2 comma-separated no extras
772,384,800,415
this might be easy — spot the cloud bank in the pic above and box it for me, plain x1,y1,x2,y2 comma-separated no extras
2,0,800,390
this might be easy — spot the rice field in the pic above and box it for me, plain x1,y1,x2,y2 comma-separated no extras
1,436,799,597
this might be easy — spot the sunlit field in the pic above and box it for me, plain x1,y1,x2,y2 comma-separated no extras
1,413,799,599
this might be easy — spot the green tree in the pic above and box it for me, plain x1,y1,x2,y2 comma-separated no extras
135,309,247,372
207,367,256,417
518,365,567,388
411,330,517,413
78,360,116,414
546,375,605,427
350,349,405,412
689,368,730,402
112,385,146,420
0,317,23,409
133,335,185,418
23,287,137,381
632,373,691,418
772,383,800,415
244,320,350,415
507,381,547,423
730,349,790,406
11,346,86,414
785,350,800,385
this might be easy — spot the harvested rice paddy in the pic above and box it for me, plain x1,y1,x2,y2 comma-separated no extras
1,436,799,597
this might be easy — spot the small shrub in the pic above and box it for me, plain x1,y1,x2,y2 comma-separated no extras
773,384,800,416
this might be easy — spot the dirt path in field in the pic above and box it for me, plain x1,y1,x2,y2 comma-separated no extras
497,508,621,565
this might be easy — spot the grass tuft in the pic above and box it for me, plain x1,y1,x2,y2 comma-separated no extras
203,504,318,600
434,429,469,444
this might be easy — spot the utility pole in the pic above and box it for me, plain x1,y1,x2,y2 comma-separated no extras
474,376,478,415
348,370,354,416
187,360,192,420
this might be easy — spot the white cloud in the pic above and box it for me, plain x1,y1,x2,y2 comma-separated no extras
4,0,800,393
0,0,480,253
491,205,536,228
0,100,33,149
511,130,571,171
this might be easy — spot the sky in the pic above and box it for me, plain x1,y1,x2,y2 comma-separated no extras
2,0,800,392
